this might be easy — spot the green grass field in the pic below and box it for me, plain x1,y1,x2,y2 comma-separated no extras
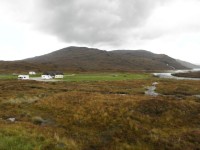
0,73,150,81
0,74,42,80
63,73,150,81
0,74,17,80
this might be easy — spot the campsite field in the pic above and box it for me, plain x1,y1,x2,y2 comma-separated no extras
0,73,150,81
0,74,42,80
0,74,200,149
63,73,150,81
0,74,17,80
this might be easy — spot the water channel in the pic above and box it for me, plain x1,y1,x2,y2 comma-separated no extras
153,68,200,80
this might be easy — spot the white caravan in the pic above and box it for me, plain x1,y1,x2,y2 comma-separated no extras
55,75,64,79
41,75,52,79
18,75,29,80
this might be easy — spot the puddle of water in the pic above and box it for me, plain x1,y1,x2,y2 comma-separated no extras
145,85,159,96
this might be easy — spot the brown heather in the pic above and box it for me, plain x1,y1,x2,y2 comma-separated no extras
0,78,200,149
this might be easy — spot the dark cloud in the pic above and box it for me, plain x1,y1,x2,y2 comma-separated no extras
31,0,167,45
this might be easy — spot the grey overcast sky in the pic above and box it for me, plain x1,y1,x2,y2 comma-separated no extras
0,0,200,64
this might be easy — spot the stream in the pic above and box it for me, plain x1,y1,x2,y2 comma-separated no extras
145,68,200,96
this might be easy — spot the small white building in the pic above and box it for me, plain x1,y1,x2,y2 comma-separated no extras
41,75,52,80
29,71,36,75
18,75,29,80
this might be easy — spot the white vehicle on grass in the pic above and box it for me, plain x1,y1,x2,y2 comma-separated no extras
41,75,52,80
55,75,64,79
18,75,29,80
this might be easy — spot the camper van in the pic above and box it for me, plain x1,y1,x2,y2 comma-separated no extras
55,75,64,79
42,71,64,79
41,75,52,80
18,75,29,80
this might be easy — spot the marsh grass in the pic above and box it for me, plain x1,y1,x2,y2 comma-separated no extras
0,124,54,150
0,77,200,149
157,79,200,96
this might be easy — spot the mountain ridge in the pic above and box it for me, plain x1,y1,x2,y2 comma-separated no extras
0,46,195,73
23,46,188,71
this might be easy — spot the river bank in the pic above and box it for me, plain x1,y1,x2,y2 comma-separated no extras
173,71,200,78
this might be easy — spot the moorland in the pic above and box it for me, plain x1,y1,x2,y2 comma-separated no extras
0,73,200,150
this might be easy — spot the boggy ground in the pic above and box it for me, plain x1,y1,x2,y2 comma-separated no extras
0,78,200,150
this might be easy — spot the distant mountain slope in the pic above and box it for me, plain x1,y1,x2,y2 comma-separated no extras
111,50,186,70
22,46,187,71
176,59,200,69
0,61,56,73
24,47,133,71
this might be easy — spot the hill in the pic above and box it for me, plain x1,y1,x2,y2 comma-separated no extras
24,46,187,71
111,50,186,70
0,61,57,73
0,46,189,72
24,47,133,72
176,59,200,69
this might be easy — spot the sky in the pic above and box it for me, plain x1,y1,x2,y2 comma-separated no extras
0,0,200,64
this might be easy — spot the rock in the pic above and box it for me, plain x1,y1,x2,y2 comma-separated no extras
152,82,159,86
7,118,16,122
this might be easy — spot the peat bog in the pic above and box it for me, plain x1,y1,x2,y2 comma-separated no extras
0,73,200,149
